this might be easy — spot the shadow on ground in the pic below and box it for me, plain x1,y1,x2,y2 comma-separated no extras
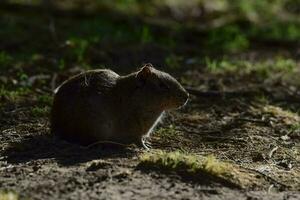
2,133,137,166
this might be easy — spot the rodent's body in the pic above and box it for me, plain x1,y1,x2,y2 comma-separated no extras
51,65,188,147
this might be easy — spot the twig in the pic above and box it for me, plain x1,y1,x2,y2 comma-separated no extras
268,184,274,193
268,146,279,159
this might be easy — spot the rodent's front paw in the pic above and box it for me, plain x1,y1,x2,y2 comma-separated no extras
136,137,152,150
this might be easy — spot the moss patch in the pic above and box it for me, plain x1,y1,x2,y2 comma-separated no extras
139,151,234,182
138,150,271,189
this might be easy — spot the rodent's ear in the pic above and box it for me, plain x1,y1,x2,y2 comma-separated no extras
136,65,152,81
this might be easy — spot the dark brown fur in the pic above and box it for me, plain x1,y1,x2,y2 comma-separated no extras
51,65,189,147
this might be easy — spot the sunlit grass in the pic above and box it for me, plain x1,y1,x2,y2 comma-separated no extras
0,191,18,200
205,57,297,77
139,150,233,178
155,125,179,138
262,105,300,125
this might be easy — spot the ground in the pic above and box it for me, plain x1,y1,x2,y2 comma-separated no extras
0,1,300,200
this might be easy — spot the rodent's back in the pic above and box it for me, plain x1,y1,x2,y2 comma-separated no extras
51,69,119,145
54,69,119,96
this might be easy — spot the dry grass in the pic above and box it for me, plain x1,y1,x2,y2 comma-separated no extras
262,105,300,125
0,191,18,200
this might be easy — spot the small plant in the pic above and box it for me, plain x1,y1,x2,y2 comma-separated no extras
58,59,65,71
37,94,53,106
205,57,239,73
290,123,300,132
31,106,50,117
0,51,13,68
289,122,300,138
165,54,183,69
140,26,153,44
254,94,270,105
206,25,249,53
18,72,28,82
66,38,89,63
249,22,300,42
156,125,178,138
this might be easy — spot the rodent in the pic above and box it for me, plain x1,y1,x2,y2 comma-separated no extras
50,64,189,148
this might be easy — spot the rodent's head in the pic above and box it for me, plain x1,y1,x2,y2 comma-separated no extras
134,64,189,111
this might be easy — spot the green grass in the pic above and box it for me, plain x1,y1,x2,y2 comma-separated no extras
290,123,300,132
0,51,13,69
205,57,297,78
37,94,53,106
139,150,233,178
30,106,50,117
288,122,300,144
66,38,90,63
155,125,179,138
0,87,30,103
253,94,270,105
206,25,250,53
249,22,300,41
206,22,300,52
164,54,183,69
140,26,153,44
